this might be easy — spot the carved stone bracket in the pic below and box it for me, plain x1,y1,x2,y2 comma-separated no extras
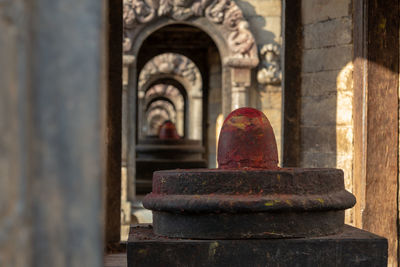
123,0,258,63
257,44,282,86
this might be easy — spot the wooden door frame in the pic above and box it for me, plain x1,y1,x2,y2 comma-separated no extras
105,0,123,250
353,0,399,264
282,0,302,167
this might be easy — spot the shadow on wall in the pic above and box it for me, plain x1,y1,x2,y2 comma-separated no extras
236,0,277,44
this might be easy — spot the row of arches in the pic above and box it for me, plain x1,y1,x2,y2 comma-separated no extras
121,0,262,234
123,22,226,196
137,53,203,139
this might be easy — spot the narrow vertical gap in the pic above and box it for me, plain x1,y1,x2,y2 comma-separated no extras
282,0,302,167
105,0,123,250
397,1,400,260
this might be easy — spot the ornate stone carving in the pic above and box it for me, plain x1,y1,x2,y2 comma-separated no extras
205,0,231,23
139,53,201,93
123,0,256,59
228,21,254,58
158,0,209,20
257,44,281,85
123,0,156,27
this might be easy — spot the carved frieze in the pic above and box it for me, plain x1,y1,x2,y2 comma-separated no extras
123,0,256,60
139,53,201,94
257,44,281,85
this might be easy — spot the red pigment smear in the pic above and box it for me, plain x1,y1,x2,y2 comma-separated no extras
159,121,180,140
224,106,263,122
217,107,279,169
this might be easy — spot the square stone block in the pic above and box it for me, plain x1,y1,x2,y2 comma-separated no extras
127,224,387,267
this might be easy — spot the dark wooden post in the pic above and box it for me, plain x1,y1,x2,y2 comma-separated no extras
282,0,302,167
353,0,399,265
105,0,123,250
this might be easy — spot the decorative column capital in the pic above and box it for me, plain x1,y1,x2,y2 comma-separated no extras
123,55,136,66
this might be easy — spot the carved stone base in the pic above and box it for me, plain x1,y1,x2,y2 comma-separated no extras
151,210,345,239
127,224,387,267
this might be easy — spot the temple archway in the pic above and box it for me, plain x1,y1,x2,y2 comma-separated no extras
143,84,184,136
122,0,259,202
138,53,200,139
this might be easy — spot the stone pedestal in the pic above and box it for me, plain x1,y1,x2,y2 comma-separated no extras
127,224,387,267
129,108,388,266
135,139,207,194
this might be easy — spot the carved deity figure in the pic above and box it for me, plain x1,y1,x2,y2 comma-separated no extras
223,3,243,30
205,0,231,23
123,0,258,63
228,21,255,58
124,0,156,26
257,44,281,85
159,0,207,20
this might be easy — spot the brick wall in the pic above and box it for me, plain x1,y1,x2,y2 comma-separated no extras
300,0,355,224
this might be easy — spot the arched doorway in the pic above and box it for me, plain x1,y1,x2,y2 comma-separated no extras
121,0,259,235
133,24,218,190
142,84,185,137
138,53,201,140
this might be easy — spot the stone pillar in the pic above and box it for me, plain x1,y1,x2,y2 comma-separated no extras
231,68,251,110
0,0,107,265
176,107,184,137
137,90,145,138
231,86,248,109
122,55,135,165
221,66,232,117
121,55,135,240
0,2,32,265
189,95,203,140
127,63,138,202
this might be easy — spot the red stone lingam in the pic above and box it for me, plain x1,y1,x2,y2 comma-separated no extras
158,120,180,140
218,107,278,169
143,107,356,239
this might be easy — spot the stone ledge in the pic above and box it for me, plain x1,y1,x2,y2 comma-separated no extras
127,224,387,267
